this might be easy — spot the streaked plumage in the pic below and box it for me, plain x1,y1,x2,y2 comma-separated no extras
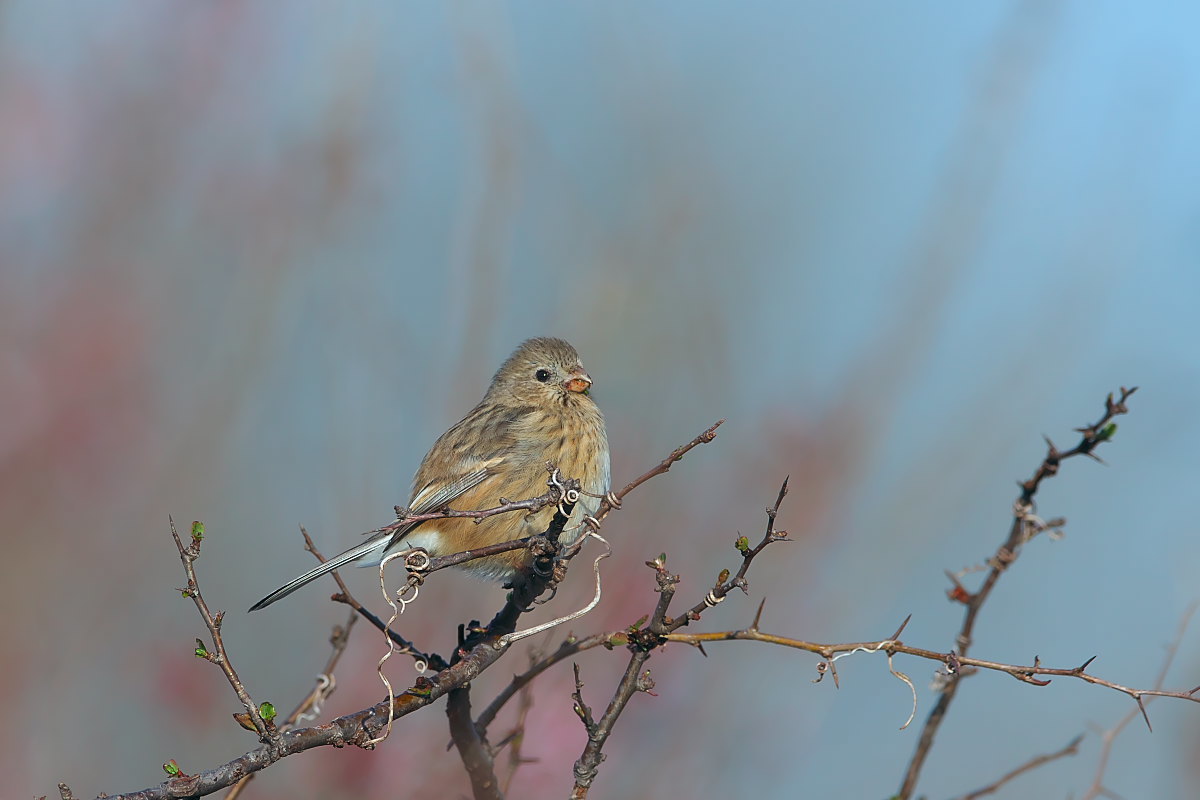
250,337,609,611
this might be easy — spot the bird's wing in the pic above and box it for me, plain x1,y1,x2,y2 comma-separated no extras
408,461,499,515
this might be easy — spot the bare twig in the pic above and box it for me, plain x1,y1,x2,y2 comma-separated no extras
896,387,1137,799
569,561,675,799
664,476,792,635
666,614,1200,710
300,526,448,671
171,518,273,741
590,419,724,528
570,662,597,734
569,475,785,797
474,632,622,735
382,481,573,532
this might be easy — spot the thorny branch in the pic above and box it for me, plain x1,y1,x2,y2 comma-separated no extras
88,421,723,800
663,621,1200,715
896,387,1138,800
568,476,792,797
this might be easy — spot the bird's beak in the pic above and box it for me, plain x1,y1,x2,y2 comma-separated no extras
563,368,592,394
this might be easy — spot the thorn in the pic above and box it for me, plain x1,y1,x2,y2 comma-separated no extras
697,643,708,658
1136,696,1152,732
751,598,766,630
1085,451,1108,465
890,614,913,641
1077,655,1098,672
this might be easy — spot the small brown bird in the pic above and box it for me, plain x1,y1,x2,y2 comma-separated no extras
249,337,609,611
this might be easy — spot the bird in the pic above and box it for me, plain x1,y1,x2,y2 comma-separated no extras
249,337,610,612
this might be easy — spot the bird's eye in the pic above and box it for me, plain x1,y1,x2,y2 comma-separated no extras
535,368,552,383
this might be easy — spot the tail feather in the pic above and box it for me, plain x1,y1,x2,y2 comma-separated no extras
249,535,388,612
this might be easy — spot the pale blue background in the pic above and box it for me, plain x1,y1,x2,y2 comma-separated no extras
2,2,1198,798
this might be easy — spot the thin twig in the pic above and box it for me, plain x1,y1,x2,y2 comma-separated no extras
569,563,675,798
591,419,724,528
664,476,792,636
474,632,621,735
569,474,783,797
171,518,273,741
896,387,1137,799
300,526,448,671
664,620,1200,709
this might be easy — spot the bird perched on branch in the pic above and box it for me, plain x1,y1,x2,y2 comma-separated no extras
249,337,610,611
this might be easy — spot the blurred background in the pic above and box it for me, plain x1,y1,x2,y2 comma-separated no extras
3,2,1199,798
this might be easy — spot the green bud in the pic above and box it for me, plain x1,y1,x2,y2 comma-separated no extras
163,760,182,776
191,521,205,542
1098,422,1118,441
194,639,208,659
735,536,751,553
259,701,276,722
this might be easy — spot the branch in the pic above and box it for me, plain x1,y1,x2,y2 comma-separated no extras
474,631,622,735
664,476,791,635
569,474,788,797
91,421,726,800
447,687,502,800
300,526,449,671
665,619,1200,713
569,562,673,798
171,519,275,742
896,387,1137,799
589,419,724,528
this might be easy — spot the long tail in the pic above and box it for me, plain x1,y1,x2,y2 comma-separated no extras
249,535,388,611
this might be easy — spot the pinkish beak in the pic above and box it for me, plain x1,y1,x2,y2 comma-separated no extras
563,369,592,394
